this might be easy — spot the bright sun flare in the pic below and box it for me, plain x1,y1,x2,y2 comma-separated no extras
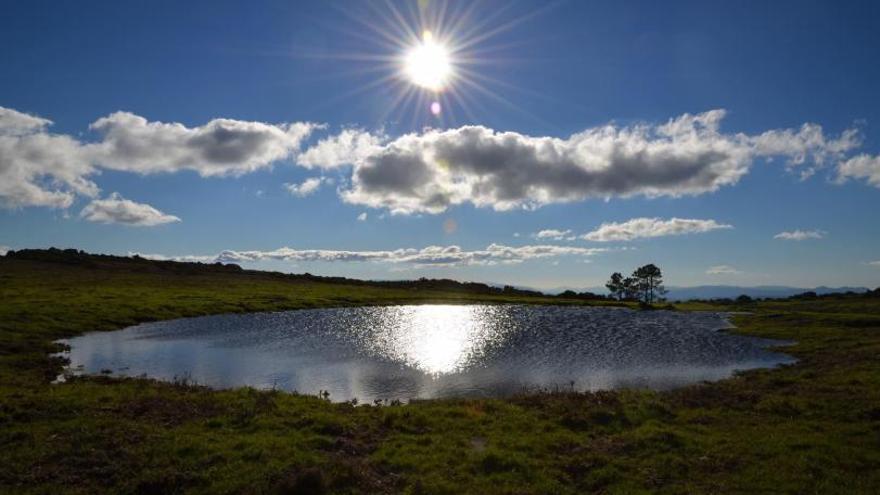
404,31,452,91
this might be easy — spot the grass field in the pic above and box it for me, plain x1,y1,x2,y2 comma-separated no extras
1,253,879,494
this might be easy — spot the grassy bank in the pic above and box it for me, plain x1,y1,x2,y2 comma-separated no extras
1,254,879,494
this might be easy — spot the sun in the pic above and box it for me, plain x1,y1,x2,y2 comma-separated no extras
403,30,452,92
315,1,548,125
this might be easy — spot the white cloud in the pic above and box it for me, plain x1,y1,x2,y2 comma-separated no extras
129,252,216,263
357,212,368,221
837,154,880,188
0,106,318,209
297,128,383,169
89,112,318,177
0,107,99,208
144,243,608,267
869,261,880,267
0,106,53,136
533,229,574,241
80,193,181,226
284,177,327,197
300,109,860,214
774,229,825,241
582,217,732,242
0,105,865,215
753,123,860,172
0,245,9,256
706,265,742,275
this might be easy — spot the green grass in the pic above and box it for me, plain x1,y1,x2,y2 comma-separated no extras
1,256,879,494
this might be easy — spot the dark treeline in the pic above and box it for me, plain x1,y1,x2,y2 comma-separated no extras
693,288,880,305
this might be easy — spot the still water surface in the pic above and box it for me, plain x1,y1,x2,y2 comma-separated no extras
60,305,794,402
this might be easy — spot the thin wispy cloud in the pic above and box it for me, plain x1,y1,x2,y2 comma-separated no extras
532,229,574,241
137,244,609,268
706,265,742,275
582,218,732,242
357,212,368,221
774,229,825,241
80,193,180,226
284,177,329,197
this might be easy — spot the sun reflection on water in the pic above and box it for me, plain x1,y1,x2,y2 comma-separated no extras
366,304,500,375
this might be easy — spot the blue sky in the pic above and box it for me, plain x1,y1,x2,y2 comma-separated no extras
2,0,880,289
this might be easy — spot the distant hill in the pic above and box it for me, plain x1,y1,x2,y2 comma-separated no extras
662,285,869,301
0,248,551,299
543,285,870,301
2,248,872,303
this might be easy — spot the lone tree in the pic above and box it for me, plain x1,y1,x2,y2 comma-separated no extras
623,276,640,301
605,272,624,300
632,264,667,304
607,264,668,304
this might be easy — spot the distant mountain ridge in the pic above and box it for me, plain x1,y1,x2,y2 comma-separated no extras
662,285,869,301
543,285,870,301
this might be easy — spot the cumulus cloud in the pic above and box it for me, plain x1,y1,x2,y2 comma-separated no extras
357,212,368,221
0,245,9,256
837,154,880,188
581,217,732,242
0,106,53,136
774,229,825,241
80,193,181,226
284,177,329,197
1,105,866,215
300,109,860,214
0,107,99,208
297,128,383,169
141,243,607,267
89,112,317,176
0,106,317,209
706,265,742,275
533,229,574,241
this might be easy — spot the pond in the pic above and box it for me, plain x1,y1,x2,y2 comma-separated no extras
58,304,795,402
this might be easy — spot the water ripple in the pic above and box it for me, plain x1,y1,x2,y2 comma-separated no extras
59,305,795,402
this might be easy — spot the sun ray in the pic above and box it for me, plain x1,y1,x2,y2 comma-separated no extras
269,1,556,132
454,1,562,52
454,75,561,131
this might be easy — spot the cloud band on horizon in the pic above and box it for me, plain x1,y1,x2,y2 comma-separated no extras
134,243,610,267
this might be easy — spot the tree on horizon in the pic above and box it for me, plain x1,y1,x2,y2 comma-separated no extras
633,263,667,304
605,272,624,300
606,264,668,304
